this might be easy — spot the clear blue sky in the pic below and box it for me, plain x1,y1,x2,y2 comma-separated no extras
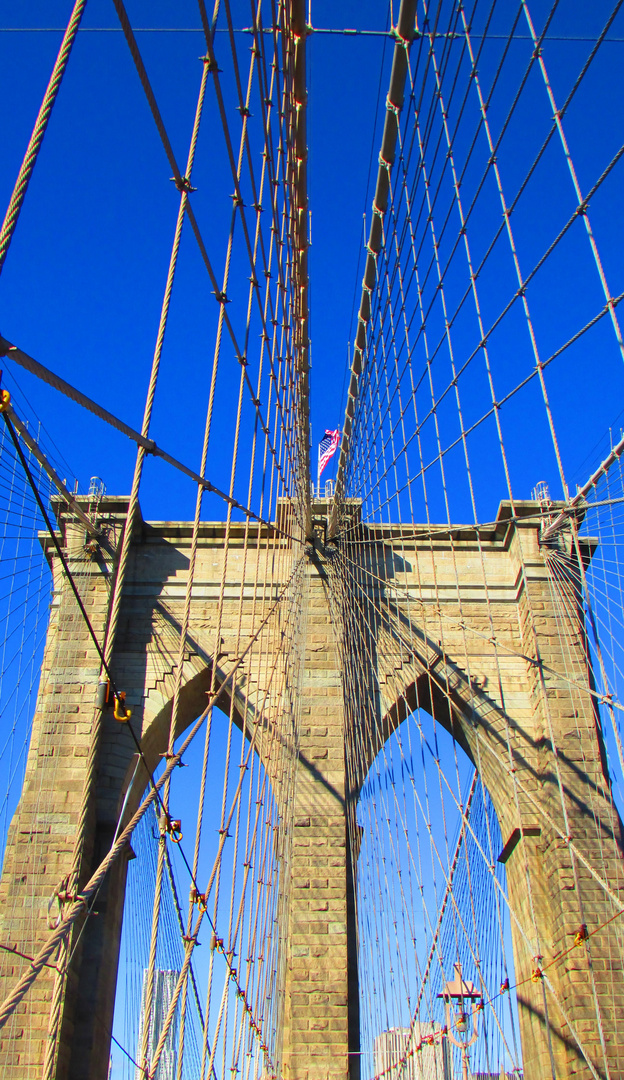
0,1,397,522
1,1,621,522
2,7,624,1076
3,3,621,527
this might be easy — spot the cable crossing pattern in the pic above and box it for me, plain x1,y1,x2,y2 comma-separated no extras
0,3,623,1080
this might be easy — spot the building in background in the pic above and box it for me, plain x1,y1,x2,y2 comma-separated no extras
374,1025,450,1080
135,969,180,1080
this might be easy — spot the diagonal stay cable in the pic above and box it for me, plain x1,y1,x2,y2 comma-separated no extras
5,405,98,538
195,0,308,525
1,408,179,836
3,411,303,1069
0,336,301,543
110,0,297,522
4,399,298,1025
0,547,305,1032
196,1,305,529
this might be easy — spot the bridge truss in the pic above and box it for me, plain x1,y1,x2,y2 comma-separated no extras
0,2,624,1079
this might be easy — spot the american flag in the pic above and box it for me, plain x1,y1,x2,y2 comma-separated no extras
318,429,341,476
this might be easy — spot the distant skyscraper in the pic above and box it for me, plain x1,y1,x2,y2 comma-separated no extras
374,1025,451,1080
135,969,180,1080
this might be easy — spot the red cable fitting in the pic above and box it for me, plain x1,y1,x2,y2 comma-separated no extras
192,888,207,912
56,890,78,904
167,819,183,843
574,923,589,947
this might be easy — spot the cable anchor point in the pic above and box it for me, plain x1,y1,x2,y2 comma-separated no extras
159,751,188,768
113,691,132,723
167,819,183,843
574,923,589,947
170,175,197,194
191,887,208,912
200,55,221,73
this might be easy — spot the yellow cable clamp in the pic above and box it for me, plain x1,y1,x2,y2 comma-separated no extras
191,887,207,912
167,819,183,843
113,691,131,722
0,389,10,412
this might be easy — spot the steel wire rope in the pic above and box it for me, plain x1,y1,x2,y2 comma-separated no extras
331,542,460,1053
0,336,304,543
34,0,304,1045
331,522,624,720
8,25,624,42
146,572,305,1080
349,174,505,1036
243,548,304,1071
458,7,567,500
339,256,624,520
236,565,302,1071
0,366,81,496
399,775,480,1059
203,344,293,1079
215,473,292,1079
0,550,304,1032
4,0,621,1071
196,0,309,521
369,174,491,1034
0,430,51,857
163,823,214,1078
330,540,595,928
224,758,279,1075
356,691,518,1071
393,125,624,451
184,145,297,1080
153,520,302,1062
133,0,254,1061
402,16,562,1037
0,0,88,275
553,529,624,882
340,569,420,1023
1,413,185,857
202,357,262,1080
346,31,513,521
111,0,305,535
334,0,475,498
457,11,621,1063
336,1,621,531
380,740,537,1067
543,543,624,1057
368,715,449,1020
0,491,99,1064
341,38,624,1036
338,4,394,426
332,546,578,1005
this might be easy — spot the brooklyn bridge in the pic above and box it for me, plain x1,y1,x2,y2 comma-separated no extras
0,2,623,1079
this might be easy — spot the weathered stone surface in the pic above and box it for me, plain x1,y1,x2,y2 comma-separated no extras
0,499,622,1080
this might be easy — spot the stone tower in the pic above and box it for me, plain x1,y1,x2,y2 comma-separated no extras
0,496,622,1079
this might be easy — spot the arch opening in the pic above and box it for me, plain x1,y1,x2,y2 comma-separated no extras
108,685,292,1080
354,704,523,1080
